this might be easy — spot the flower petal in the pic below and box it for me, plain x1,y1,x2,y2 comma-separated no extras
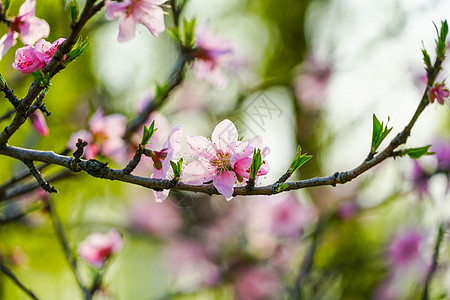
213,171,236,200
118,15,137,42
186,135,216,161
211,119,238,152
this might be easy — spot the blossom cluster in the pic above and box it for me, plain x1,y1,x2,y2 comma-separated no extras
12,38,65,74
68,115,270,201
0,0,50,59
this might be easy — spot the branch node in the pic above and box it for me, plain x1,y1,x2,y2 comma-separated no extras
85,159,110,179
69,139,87,172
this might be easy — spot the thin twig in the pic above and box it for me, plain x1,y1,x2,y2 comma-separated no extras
2,169,72,201
0,262,40,300
22,160,57,193
48,197,88,297
421,224,445,300
0,109,15,123
0,149,70,196
292,215,327,299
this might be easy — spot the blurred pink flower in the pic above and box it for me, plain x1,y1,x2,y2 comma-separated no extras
34,38,66,64
270,196,314,238
294,54,331,111
337,201,358,220
128,197,181,236
233,266,283,300
151,125,183,202
29,110,49,136
193,24,234,89
0,0,50,58
12,44,43,74
429,83,449,104
183,119,269,199
68,109,127,162
388,229,423,266
433,140,450,171
105,0,167,42
164,239,220,291
78,229,123,268
411,161,430,196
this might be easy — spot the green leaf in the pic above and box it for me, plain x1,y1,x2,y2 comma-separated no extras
402,145,434,159
3,0,11,14
69,0,79,25
288,145,313,174
0,73,6,89
371,114,392,154
140,120,157,146
170,158,183,180
155,83,170,99
31,69,50,87
422,46,432,70
249,149,263,181
64,37,88,65
437,20,448,60
167,27,181,43
276,183,289,193
182,18,196,49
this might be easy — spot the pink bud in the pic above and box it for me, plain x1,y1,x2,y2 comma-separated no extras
34,38,66,64
29,110,49,136
78,229,123,268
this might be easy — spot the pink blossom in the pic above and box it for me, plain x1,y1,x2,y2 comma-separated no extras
151,125,183,202
12,44,43,74
233,266,283,300
294,54,331,111
67,109,127,162
183,119,269,199
0,0,50,59
29,110,48,136
105,0,167,42
429,83,450,104
270,196,314,237
388,229,423,266
34,38,66,64
164,239,220,291
337,201,358,219
128,197,181,236
78,229,123,268
193,24,234,89
411,161,430,196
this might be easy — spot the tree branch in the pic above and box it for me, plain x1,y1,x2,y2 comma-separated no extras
421,224,445,300
0,262,40,300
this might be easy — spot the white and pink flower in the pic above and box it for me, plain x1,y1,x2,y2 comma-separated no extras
192,24,234,89
183,119,269,199
151,125,183,202
105,0,167,42
0,0,50,59
78,229,123,268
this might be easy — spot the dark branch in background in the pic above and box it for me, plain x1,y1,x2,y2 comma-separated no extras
0,78,20,109
421,224,445,300
22,160,57,194
0,0,105,146
2,170,72,202
48,198,87,298
292,215,327,299
0,262,40,300
123,50,193,140
0,109,14,123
